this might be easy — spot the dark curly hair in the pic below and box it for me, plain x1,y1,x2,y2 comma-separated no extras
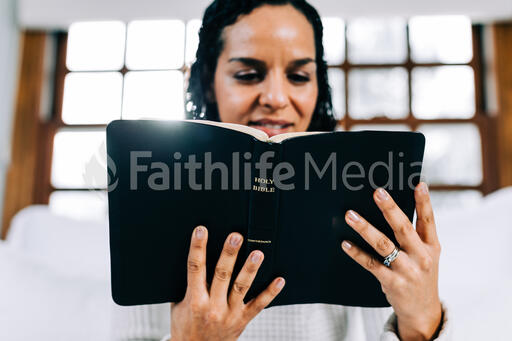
185,0,337,132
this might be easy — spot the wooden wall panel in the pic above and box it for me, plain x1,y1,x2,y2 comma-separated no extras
493,22,512,188
1,32,46,239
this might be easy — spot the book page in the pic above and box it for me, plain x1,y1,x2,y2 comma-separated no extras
268,131,326,143
184,119,269,141
184,119,329,143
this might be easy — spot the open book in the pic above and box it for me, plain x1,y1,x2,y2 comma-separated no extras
107,119,425,307
188,119,324,142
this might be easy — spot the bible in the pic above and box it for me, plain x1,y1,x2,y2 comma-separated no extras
107,119,425,308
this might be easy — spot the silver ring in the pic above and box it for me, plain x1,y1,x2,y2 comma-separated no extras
383,247,400,267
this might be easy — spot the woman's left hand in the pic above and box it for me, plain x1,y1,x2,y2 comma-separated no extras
341,182,442,341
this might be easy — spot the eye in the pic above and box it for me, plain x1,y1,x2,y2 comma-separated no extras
288,73,310,83
234,72,263,82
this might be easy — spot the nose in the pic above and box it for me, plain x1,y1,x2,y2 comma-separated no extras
258,71,289,111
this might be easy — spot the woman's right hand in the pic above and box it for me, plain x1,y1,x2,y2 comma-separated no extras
170,225,285,341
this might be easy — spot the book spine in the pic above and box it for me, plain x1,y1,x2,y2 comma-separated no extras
245,141,281,296
106,134,125,305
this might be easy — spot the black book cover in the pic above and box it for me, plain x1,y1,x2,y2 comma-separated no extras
107,119,425,308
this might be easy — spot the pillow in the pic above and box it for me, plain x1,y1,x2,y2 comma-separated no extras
0,240,111,341
6,205,110,282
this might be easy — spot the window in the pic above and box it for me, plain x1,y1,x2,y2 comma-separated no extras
48,20,199,220
46,16,491,219
322,16,488,211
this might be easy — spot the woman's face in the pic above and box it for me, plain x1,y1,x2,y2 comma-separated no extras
213,4,318,137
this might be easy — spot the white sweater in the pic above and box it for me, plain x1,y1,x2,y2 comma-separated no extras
111,302,450,341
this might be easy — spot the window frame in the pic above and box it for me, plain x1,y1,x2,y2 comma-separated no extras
40,22,498,208
330,23,497,195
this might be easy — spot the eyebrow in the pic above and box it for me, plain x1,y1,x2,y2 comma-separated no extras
289,58,315,68
228,57,315,69
228,57,265,68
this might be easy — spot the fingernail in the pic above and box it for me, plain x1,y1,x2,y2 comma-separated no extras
376,188,389,201
230,234,241,246
342,241,352,249
195,226,205,239
420,182,429,195
276,278,285,289
347,210,360,223
251,251,262,263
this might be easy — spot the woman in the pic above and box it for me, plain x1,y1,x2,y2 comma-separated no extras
116,0,449,340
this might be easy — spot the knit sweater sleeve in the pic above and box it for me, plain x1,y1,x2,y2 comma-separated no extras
110,303,170,341
380,302,451,341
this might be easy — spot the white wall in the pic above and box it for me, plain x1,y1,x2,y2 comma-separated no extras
17,0,512,29
0,0,19,225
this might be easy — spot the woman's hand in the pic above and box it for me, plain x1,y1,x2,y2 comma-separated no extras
341,182,442,341
170,226,285,341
